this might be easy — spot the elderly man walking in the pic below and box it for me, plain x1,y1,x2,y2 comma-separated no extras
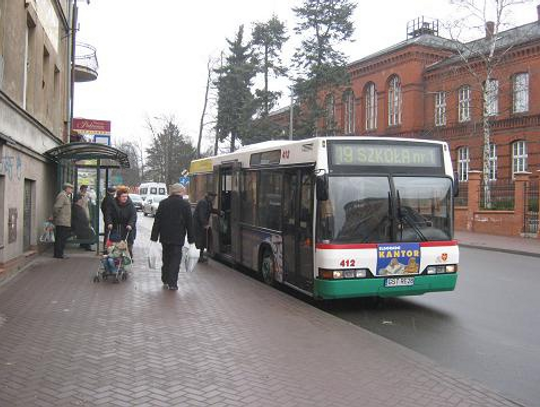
150,184,194,290
53,182,74,259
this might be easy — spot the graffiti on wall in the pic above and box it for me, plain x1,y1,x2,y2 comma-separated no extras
0,154,23,181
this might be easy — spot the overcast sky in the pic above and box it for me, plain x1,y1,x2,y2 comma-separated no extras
73,0,538,151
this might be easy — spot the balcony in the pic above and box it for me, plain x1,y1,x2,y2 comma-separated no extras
73,42,99,82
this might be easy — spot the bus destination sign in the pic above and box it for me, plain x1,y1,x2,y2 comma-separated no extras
331,142,442,168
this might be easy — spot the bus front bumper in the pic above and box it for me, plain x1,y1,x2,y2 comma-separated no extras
313,274,457,300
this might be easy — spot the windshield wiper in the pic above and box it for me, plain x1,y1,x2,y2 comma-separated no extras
396,190,427,241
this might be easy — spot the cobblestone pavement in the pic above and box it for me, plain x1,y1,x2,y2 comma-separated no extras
0,245,525,406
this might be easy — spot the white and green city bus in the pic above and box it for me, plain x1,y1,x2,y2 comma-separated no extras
189,137,459,300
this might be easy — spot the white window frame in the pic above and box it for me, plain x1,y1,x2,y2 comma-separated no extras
488,143,497,181
513,73,529,114
486,79,498,116
344,90,355,134
458,85,471,122
365,83,377,131
435,91,447,126
457,147,470,182
388,76,402,126
512,140,527,177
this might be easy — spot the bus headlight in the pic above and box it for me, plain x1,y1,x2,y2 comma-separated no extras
318,269,368,280
426,265,457,274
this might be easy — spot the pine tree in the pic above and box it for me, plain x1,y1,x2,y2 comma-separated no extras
145,119,195,186
292,0,357,138
215,26,257,152
252,15,288,117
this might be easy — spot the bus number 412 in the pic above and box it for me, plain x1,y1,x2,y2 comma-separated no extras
340,259,356,267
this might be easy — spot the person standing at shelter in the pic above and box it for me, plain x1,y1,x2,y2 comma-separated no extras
106,186,137,259
52,183,73,259
79,185,90,219
101,186,116,253
150,184,194,290
71,194,94,251
193,192,217,263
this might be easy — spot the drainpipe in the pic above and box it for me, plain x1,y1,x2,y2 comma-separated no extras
68,0,78,143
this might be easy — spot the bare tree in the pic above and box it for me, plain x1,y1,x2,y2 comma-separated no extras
446,0,533,206
197,58,215,158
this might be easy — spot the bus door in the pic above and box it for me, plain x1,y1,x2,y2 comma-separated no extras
217,165,233,256
282,168,314,292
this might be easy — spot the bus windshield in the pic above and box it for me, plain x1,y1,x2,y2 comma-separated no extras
317,176,452,243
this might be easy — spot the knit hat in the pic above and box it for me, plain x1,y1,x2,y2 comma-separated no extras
170,183,185,195
106,186,116,194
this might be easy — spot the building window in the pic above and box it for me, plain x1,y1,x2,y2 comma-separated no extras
458,85,471,122
343,90,355,134
512,140,527,176
457,147,470,181
435,91,446,126
365,82,377,131
485,79,498,116
388,75,402,126
513,72,529,114
488,143,497,181
324,94,335,133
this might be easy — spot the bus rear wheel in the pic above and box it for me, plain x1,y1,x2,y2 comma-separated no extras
260,249,275,286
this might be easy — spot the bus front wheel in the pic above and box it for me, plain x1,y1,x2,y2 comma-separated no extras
260,249,275,286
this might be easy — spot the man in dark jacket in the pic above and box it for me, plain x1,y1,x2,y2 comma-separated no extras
150,183,194,290
193,191,217,263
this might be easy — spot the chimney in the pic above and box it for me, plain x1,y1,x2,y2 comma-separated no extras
485,21,495,38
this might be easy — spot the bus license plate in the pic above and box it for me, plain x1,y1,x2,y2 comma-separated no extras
385,277,414,287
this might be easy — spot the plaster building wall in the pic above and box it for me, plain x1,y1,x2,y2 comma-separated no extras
0,0,71,266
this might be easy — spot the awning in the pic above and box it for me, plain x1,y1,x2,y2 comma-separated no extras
45,142,130,168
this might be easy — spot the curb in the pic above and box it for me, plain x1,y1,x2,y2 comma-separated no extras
459,243,540,258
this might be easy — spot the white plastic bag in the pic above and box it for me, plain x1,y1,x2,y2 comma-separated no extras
179,239,199,273
39,221,55,243
147,241,162,270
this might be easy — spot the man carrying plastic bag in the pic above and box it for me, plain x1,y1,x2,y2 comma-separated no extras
149,184,194,290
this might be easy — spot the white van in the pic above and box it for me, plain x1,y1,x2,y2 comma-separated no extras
139,182,168,200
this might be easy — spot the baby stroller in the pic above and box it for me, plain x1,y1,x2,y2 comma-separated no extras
93,230,132,283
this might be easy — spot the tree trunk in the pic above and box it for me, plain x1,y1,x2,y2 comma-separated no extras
197,59,212,158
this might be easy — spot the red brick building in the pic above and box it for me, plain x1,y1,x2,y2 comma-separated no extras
273,11,540,184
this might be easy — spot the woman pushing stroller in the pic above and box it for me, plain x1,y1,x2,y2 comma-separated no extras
105,186,137,259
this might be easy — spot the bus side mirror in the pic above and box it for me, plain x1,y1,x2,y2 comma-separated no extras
316,175,329,201
453,172,460,197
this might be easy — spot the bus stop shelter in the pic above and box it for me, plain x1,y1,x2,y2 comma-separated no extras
45,142,130,254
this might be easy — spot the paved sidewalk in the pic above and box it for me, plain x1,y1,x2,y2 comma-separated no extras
455,230,540,257
0,245,525,406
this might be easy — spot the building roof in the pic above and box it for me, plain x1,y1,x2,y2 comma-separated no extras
427,20,540,71
348,34,460,68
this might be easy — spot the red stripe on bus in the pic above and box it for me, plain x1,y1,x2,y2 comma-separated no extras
316,243,378,250
316,240,458,250
420,240,458,247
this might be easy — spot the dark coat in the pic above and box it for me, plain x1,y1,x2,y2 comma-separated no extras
150,195,194,245
106,197,137,244
71,204,94,240
193,197,214,249
100,194,115,219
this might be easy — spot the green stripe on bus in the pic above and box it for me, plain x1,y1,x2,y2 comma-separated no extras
313,274,458,300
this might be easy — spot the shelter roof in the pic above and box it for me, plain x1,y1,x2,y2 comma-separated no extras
45,142,130,168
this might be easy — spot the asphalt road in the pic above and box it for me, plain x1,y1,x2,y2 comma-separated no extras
137,214,538,406
326,247,540,407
